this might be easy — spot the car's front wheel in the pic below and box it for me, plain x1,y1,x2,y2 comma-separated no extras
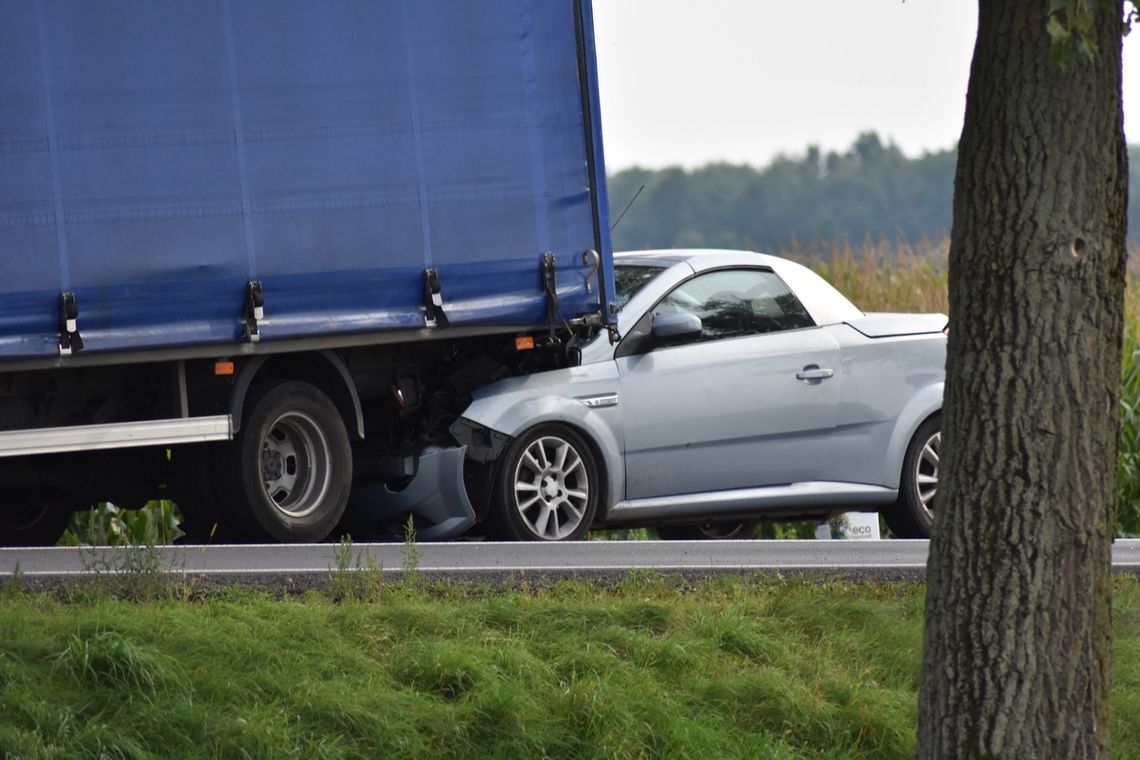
490,424,599,541
882,415,940,538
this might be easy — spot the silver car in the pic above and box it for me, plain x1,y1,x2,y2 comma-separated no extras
451,250,945,540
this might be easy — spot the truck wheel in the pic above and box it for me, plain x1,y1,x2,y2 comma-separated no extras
882,415,940,539
490,424,599,541
1,504,73,546
228,381,352,542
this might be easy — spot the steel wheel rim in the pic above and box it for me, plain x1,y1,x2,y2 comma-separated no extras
259,411,332,519
512,434,590,540
915,430,940,519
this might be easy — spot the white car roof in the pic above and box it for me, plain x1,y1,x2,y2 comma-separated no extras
614,248,864,326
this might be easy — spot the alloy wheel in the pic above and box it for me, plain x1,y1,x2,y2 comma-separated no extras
511,434,591,540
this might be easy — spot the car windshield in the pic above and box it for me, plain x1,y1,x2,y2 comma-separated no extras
614,264,666,309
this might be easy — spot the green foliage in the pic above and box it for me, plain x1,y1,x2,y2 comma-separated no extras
403,513,422,587
329,535,386,602
1118,283,1140,535
61,501,182,547
800,239,948,314
608,133,957,254
76,531,189,602
608,136,1140,254
3,577,1140,758
1047,0,1101,66
1047,0,1140,67
53,630,189,699
0,578,915,759
755,522,817,540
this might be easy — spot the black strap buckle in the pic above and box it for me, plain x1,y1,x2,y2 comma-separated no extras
59,291,83,356
541,252,562,347
243,280,264,343
424,268,448,328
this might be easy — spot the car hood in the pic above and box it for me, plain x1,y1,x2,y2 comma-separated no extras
468,360,618,404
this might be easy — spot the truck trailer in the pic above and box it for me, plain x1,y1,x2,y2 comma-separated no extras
0,0,616,544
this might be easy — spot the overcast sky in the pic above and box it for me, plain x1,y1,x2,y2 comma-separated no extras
592,1,1140,171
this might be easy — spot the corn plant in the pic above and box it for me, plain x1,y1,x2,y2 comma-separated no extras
1118,282,1140,536
61,501,182,547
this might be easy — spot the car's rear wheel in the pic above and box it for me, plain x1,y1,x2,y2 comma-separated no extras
882,415,940,538
0,502,73,546
656,521,760,540
490,424,599,541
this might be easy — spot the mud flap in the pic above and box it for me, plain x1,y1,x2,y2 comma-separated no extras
346,446,475,541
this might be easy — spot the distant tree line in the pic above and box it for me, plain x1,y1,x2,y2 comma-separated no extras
606,132,1140,255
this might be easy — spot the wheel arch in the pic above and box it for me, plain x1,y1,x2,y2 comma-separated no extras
230,379,354,542
229,351,365,439
481,402,621,525
493,417,612,538
883,384,943,489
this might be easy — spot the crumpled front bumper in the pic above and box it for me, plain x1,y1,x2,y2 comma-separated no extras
346,445,476,541
449,416,512,463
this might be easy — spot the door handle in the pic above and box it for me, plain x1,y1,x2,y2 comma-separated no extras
796,366,834,382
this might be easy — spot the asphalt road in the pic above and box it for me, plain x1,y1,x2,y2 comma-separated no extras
4,539,1140,587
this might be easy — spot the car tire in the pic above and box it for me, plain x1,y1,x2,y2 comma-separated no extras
656,521,760,540
882,415,940,539
489,424,599,541
0,503,73,546
224,381,353,543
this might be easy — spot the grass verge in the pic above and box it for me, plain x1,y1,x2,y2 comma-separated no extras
2,575,1140,758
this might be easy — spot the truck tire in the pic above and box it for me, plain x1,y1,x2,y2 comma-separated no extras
226,381,353,543
489,423,599,541
1,504,73,546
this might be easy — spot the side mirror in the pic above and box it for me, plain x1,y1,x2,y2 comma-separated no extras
651,312,702,346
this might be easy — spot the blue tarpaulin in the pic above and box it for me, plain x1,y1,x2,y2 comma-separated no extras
0,0,614,360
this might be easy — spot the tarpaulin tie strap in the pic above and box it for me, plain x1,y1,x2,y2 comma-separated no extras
243,280,264,343
424,268,448,328
542,252,559,345
59,292,83,356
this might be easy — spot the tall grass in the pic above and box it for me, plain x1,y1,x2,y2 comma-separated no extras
2,576,1140,758
788,237,949,315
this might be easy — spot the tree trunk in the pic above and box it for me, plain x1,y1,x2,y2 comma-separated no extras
917,2,1128,758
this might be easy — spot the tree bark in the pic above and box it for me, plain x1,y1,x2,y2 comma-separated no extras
917,2,1128,758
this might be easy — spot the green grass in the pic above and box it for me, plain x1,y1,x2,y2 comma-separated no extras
3,575,1140,758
